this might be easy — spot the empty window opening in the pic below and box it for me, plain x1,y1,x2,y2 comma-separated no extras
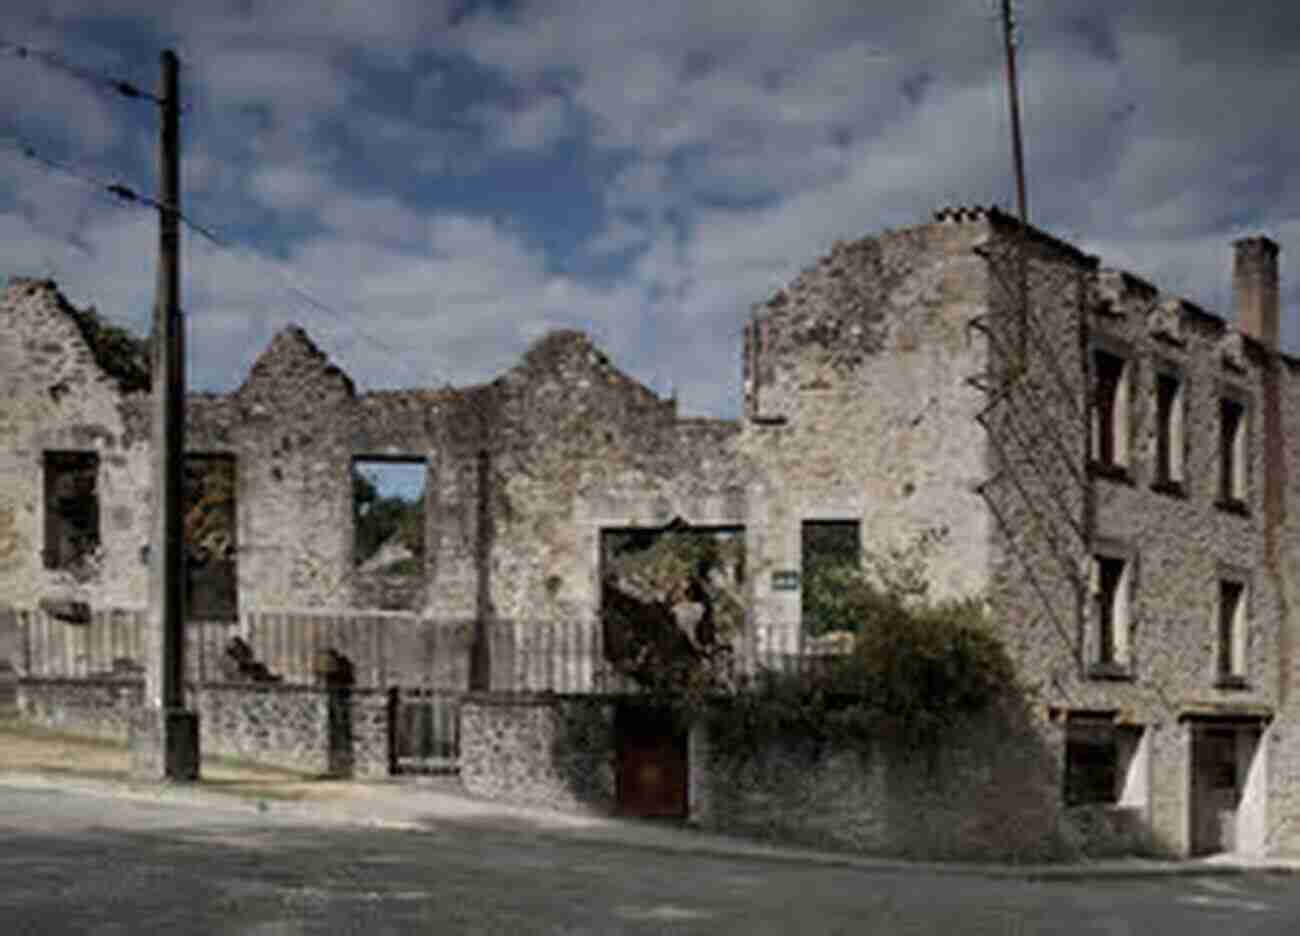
1219,398,1247,504
801,520,863,638
1065,720,1146,808
184,455,238,620
600,523,746,676
1091,350,1130,469
352,458,427,576
1217,579,1247,683
1065,719,1118,806
43,451,100,572
1155,372,1185,486
1091,554,1129,668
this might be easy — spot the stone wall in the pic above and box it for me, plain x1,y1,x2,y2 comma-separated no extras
15,677,391,778
16,676,143,739
457,691,1085,861
738,216,997,654
972,211,1300,855
692,709,1068,861
0,280,152,613
459,693,616,813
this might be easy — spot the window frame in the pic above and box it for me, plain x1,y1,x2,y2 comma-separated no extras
1216,386,1250,512
799,518,863,640
42,449,101,572
1088,340,1135,481
350,455,429,577
1151,361,1187,496
1214,567,1250,689
1088,540,1136,679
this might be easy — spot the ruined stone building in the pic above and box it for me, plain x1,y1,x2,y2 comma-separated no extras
2,206,1298,856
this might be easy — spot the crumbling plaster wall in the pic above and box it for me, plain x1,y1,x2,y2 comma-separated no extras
738,217,997,653
0,279,151,613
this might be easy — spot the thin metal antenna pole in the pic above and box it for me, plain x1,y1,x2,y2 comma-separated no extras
1001,0,1028,223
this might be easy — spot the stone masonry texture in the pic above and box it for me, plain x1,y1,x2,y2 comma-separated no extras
5,204,1300,857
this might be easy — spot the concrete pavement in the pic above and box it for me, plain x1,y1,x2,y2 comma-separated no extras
3,716,1299,882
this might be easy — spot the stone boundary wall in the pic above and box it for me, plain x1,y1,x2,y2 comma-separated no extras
692,711,1070,861
15,676,143,740
458,692,1110,862
459,692,616,814
15,677,394,778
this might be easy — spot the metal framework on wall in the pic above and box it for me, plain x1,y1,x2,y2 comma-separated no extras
966,227,1093,675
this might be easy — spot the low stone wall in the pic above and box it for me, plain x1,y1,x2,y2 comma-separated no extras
16,676,143,740
693,709,1068,862
459,693,616,813
194,683,332,774
15,677,396,779
458,692,1076,862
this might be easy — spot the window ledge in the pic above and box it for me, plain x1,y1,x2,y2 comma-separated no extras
1088,461,1134,485
1150,479,1187,499
1215,498,1250,516
1215,675,1250,691
1087,662,1134,682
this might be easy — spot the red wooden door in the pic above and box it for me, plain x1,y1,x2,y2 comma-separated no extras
615,704,688,819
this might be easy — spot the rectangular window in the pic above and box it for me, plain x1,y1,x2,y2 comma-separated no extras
43,451,100,571
1154,372,1185,487
1064,720,1147,808
183,454,237,620
1091,349,1130,471
352,458,427,576
801,520,862,639
1219,397,1247,505
1091,554,1129,670
1217,579,1247,684
1065,718,1118,806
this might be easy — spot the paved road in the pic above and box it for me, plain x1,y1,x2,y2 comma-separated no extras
2,787,1299,934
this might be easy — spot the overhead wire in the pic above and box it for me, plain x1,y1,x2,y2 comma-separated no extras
0,40,504,399
0,36,160,105
3,129,446,394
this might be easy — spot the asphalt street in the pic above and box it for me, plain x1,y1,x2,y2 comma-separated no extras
2,786,1300,934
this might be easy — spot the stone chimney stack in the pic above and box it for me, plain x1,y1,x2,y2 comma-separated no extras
1234,236,1280,349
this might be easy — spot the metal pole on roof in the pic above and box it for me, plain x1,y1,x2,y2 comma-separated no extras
1001,0,1028,223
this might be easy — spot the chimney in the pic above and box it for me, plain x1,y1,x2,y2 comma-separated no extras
1233,236,1280,349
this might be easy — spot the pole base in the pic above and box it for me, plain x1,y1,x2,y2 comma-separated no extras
129,706,200,781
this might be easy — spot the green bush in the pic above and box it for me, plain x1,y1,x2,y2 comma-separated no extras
706,593,1015,757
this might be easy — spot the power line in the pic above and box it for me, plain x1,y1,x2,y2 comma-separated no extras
5,129,441,390
0,132,221,241
0,36,160,105
6,133,464,398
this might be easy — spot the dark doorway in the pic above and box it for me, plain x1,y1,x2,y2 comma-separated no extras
615,703,688,819
1190,724,1249,856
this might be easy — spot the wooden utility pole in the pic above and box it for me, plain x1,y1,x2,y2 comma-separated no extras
131,48,199,780
1001,0,1028,223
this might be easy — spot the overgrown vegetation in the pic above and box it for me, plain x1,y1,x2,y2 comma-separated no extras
600,527,744,699
600,525,1018,755
59,298,152,394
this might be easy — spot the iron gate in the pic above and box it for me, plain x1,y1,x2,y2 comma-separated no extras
391,686,461,775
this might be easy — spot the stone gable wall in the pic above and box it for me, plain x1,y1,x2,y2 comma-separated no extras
738,217,997,654
0,280,152,613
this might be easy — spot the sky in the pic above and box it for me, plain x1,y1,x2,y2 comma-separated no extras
2,0,1299,425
